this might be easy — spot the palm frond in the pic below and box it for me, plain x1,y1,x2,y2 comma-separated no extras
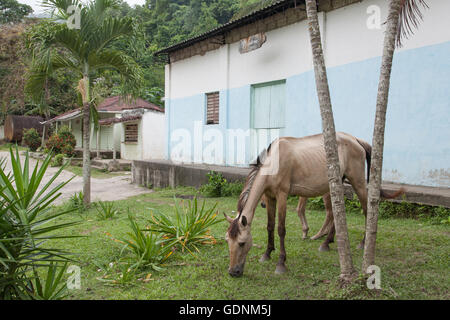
396,0,429,47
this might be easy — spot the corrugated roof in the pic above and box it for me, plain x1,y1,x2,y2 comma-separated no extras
98,115,142,126
43,96,164,124
155,0,298,56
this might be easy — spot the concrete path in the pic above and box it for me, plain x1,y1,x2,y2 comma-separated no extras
0,151,152,205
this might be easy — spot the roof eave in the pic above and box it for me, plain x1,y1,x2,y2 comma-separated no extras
154,0,298,57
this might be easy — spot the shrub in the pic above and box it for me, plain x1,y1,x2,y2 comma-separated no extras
147,197,220,255
61,144,75,157
200,171,244,197
22,128,41,151
46,125,76,155
0,147,78,299
51,153,65,167
68,191,86,213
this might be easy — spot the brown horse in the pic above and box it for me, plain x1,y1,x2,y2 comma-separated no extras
224,132,402,277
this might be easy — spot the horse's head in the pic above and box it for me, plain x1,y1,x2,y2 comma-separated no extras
224,212,253,277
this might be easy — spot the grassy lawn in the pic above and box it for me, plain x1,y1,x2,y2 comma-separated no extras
46,187,450,300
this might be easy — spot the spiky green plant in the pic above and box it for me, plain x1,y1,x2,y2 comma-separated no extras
147,197,221,255
119,216,174,271
0,147,80,299
94,201,119,220
30,262,69,300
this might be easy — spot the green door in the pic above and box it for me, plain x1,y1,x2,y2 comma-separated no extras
250,80,286,161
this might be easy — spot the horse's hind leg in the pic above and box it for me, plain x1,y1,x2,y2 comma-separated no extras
346,168,368,250
311,193,334,240
319,222,336,252
353,182,368,250
260,195,276,262
296,197,309,240
275,192,288,274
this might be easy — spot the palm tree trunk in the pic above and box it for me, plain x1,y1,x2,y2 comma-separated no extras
362,0,403,271
80,74,91,205
305,0,355,281
41,124,46,148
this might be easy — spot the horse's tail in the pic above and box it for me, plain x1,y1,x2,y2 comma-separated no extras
356,138,372,183
356,137,405,199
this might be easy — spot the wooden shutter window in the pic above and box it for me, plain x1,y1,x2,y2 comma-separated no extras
124,123,138,143
206,92,219,125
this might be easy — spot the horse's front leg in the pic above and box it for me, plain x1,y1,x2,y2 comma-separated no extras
259,196,276,262
275,193,288,274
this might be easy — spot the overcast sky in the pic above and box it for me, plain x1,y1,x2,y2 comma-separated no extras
20,0,146,14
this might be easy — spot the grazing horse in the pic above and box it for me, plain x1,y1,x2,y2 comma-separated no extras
224,132,403,277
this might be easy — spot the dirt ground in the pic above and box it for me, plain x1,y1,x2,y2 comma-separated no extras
0,151,152,204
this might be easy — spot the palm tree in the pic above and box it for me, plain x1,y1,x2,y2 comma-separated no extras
25,0,143,205
363,0,428,271
305,0,355,281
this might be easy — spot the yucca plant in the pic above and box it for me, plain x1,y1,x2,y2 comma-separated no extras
0,146,80,299
120,216,175,271
29,262,69,300
147,197,221,255
94,201,119,220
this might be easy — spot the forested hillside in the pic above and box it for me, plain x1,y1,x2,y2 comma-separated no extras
0,0,278,121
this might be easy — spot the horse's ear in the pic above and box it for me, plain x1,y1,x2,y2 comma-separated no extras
241,215,247,227
223,212,233,223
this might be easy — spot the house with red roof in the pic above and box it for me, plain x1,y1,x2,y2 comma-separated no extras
42,96,165,160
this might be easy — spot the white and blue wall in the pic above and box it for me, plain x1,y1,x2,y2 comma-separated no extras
164,0,450,188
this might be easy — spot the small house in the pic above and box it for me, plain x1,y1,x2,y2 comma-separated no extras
42,96,165,160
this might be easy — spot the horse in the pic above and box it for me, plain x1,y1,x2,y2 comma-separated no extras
224,132,403,277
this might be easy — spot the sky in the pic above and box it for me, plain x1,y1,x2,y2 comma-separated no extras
20,0,146,14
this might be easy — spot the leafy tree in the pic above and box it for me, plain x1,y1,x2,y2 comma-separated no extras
25,0,143,205
0,0,32,24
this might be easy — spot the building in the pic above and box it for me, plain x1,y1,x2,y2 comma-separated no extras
42,96,165,160
156,0,450,188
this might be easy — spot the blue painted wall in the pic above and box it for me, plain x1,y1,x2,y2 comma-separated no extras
166,41,450,187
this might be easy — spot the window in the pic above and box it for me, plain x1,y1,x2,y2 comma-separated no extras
124,123,138,143
206,92,219,125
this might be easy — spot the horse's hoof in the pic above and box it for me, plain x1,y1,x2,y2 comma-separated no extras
310,233,325,240
302,235,308,240
319,244,330,252
275,264,287,274
259,254,270,263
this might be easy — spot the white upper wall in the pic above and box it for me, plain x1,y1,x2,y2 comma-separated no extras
167,0,450,100
142,110,166,160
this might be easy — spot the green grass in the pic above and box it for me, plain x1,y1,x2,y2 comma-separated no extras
64,165,128,179
47,187,450,300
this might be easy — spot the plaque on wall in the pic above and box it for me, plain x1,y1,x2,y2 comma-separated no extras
239,33,267,54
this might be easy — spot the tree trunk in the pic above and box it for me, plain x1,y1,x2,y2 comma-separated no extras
41,124,46,148
362,0,402,271
80,74,91,206
305,0,355,281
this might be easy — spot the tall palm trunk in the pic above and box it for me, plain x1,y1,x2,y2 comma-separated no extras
362,0,403,271
80,74,91,205
305,0,355,280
